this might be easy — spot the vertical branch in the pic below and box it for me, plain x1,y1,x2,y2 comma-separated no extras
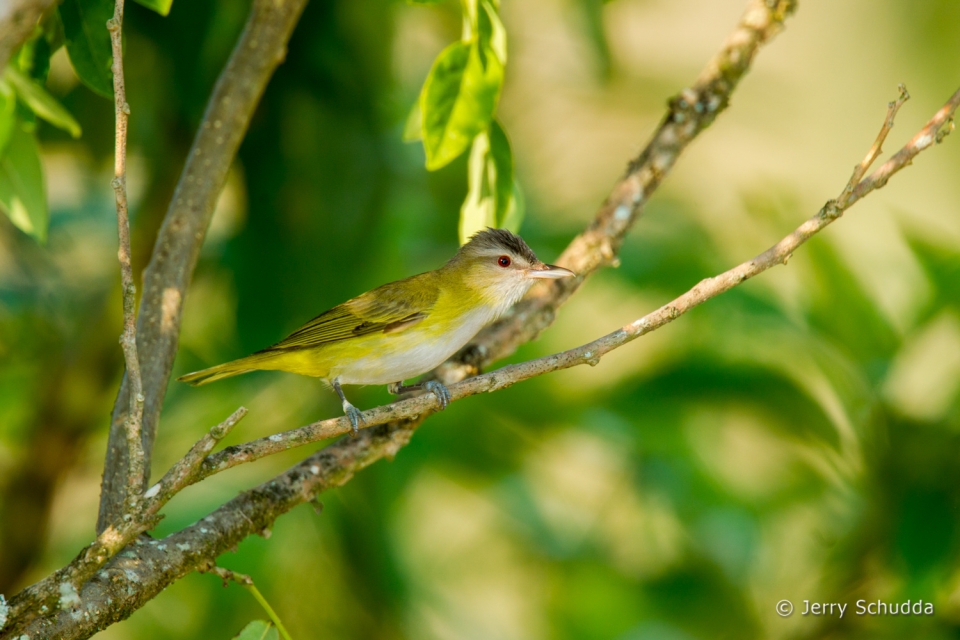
107,0,145,511
97,0,309,532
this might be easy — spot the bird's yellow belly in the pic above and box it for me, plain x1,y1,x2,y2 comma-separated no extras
325,308,492,386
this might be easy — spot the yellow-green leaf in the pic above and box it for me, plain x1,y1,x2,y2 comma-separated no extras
0,124,48,242
502,180,525,234
4,67,81,138
420,41,503,170
458,120,519,244
487,119,514,223
459,130,493,244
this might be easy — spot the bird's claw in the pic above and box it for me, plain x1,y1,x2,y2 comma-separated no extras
424,381,452,410
344,404,364,435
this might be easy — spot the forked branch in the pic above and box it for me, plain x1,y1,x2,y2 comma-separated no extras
0,409,247,636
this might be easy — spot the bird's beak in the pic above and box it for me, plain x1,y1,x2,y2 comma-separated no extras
526,264,576,279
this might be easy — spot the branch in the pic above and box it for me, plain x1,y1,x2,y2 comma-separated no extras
106,0,146,515
97,0,309,532
0,0,58,71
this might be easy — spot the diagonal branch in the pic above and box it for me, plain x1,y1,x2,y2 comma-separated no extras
97,0,309,532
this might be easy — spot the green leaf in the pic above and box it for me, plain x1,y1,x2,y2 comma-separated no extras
0,123,48,242
458,120,519,244
133,0,173,16
4,67,81,138
0,82,16,156
420,41,503,170
232,621,279,640
59,0,113,98
406,0,445,4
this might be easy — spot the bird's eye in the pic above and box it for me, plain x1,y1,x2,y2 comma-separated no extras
497,255,512,268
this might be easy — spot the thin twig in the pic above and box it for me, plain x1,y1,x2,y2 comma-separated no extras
106,0,145,515
144,407,247,506
847,89,958,207
839,83,910,205
200,564,294,640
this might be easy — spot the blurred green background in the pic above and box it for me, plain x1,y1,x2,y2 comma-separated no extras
2,0,960,638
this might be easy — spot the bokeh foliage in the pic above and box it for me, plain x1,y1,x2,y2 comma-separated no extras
1,0,960,639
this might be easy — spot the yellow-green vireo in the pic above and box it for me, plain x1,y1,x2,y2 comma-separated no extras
179,228,575,431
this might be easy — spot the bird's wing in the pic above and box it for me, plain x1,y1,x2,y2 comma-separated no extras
262,273,439,352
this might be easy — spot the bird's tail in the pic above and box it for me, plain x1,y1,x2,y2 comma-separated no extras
178,357,259,386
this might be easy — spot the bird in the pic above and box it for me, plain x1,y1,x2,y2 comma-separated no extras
178,228,575,432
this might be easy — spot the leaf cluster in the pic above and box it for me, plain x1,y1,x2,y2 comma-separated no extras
407,0,522,244
0,0,171,241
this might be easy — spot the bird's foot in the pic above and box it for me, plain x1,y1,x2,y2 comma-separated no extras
342,402,364,435
424,380,452,410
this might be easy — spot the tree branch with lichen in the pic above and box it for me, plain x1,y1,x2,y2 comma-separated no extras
0,408,248,637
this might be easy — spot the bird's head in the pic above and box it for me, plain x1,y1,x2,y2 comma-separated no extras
446,228,575,313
